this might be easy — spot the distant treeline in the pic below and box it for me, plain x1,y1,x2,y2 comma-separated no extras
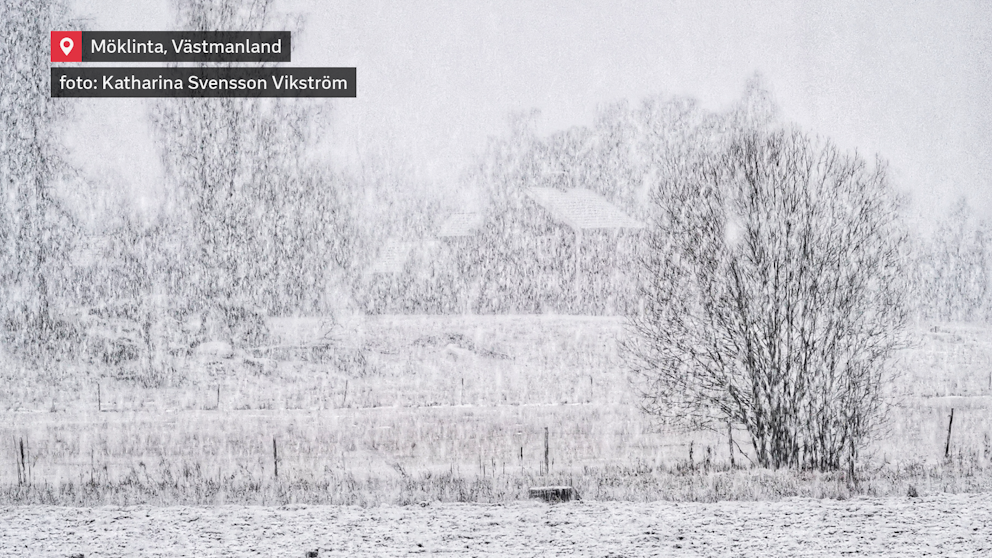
2,0,988,369
909,199,992,323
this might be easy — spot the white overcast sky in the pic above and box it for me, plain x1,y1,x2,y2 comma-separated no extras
66,0,992,225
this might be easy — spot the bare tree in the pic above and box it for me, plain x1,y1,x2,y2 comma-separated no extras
0,0,79,357
623,128,908,471
150,0,355,327
911,198,991,323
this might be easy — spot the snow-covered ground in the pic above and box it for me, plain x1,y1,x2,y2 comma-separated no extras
3,493,991,557
3,316,992,502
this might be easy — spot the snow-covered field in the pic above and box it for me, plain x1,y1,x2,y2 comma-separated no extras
3,316,992,501
3,493,991,557
3,316,992,555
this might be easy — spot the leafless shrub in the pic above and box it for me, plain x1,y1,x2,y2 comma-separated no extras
624,127,909,472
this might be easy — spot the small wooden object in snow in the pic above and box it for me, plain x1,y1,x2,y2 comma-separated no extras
529,486,580,503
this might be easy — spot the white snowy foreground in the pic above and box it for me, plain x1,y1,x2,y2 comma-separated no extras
2,493,990,557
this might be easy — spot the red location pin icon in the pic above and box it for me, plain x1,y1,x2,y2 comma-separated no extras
51,31,82,62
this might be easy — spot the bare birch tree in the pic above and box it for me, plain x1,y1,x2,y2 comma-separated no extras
624,128,908,471
150,0,355,331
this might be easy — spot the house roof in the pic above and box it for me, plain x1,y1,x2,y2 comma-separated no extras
369,240,442,274
438,212,484,237
69,236,123,268
525,187,644,230
368,240,416,274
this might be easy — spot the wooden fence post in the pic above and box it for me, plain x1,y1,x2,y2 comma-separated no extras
15,437,28,486
728,422,735,468
945,408,955,459
14,436,23,485
544,427,550,476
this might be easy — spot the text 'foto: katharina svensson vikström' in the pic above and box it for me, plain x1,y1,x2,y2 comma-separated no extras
51,67,357,98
